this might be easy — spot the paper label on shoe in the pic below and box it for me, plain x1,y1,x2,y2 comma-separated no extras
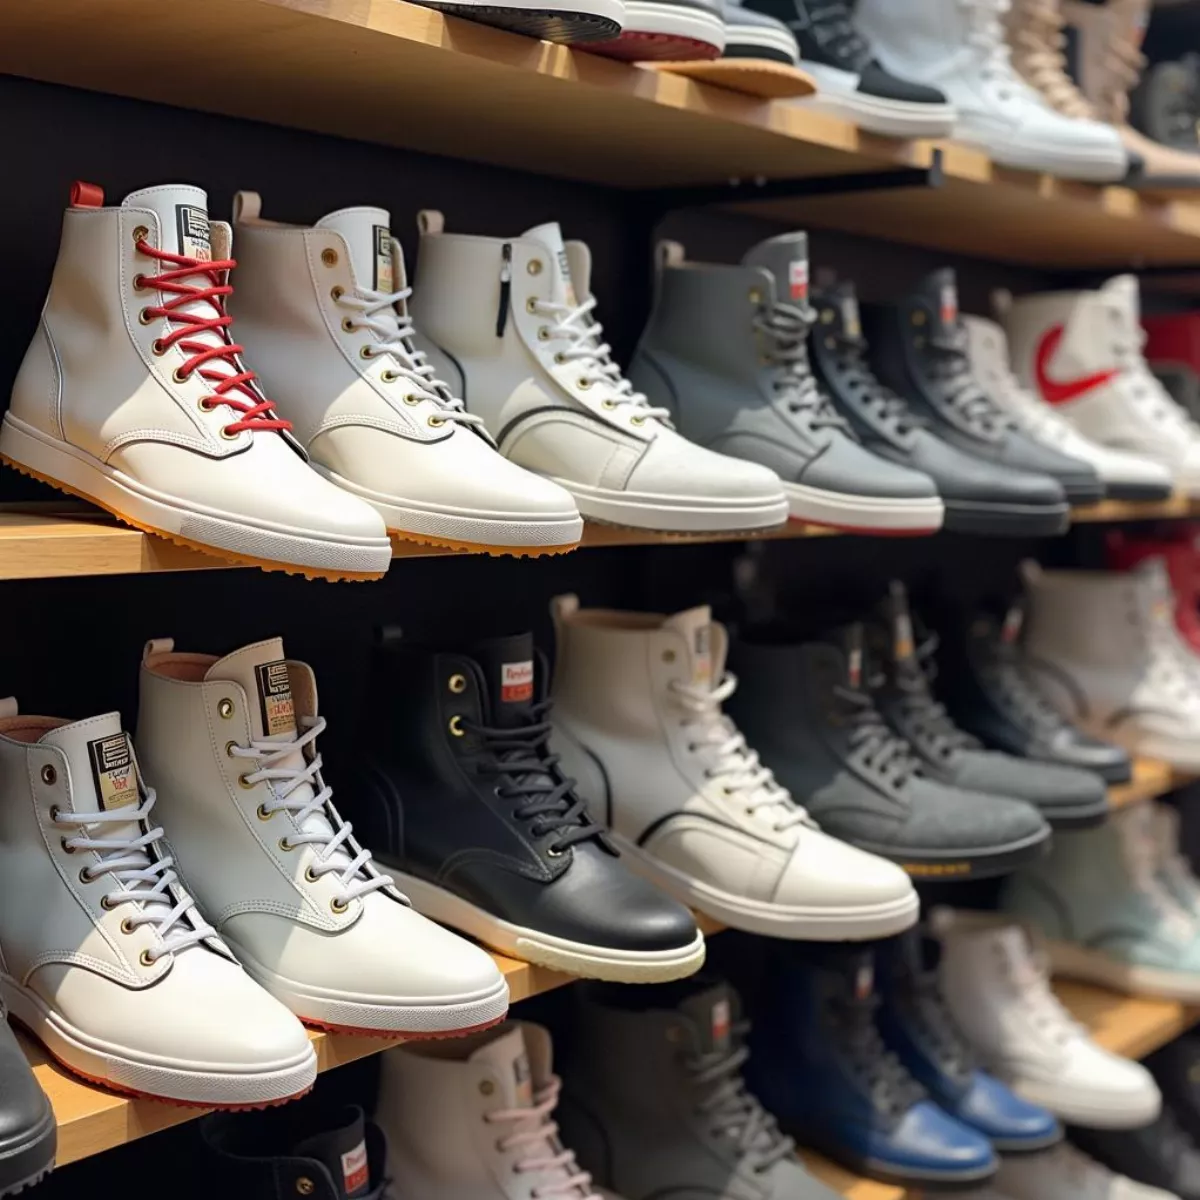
789,260,808,302
854,962,874,1001
175,204,211,262
255,660,297,737
711,998,731,1053
693,625,712,686
513,1050,533,1106
1001,605,1024,645
841,293,861,339
557,246,577,308
374,226,393,294
501,661,534,703
940,282,958,328
847,644,863,689
893,610,914,663
341,1141,369,1198
87,733,138,812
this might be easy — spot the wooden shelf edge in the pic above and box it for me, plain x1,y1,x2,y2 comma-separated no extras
1056,981,1200,1060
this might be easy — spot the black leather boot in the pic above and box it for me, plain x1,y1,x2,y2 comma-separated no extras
0,1010,54,1197
1070,1109,1200,1200
350,630,702,983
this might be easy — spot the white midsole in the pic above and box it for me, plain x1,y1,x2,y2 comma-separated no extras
1121,733,1200,773
619,0,725,47
955,126,1128,182
2,975,317,1105
0,415,392,574
1011,1075,1162,1130
783,481,945,530
608,832,919,940
722,24,797,60
796,87,955,139
1046,938,1200,1002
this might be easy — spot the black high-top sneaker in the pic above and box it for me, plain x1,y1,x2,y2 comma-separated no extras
810,274,1079,537
351,630,703,983
870,582,1109,830
863,270,1096,533
935,602,1133,785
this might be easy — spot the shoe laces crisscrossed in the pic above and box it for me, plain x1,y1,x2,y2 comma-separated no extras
754,298,849,433
976,611,1077,734
893,634,979,760
833,676,922,789
961,0,1028,98
923,322,1011,439
798,0,871,68
829,989,925,1116
134,238,291,438
1008,0,1096,117
1121,806,1199,943
825,318,922,442
990,925,1084,1048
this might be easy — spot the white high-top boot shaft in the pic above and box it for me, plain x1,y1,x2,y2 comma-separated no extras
548,596,917,938
1003,277,1200,493
855,0,1128,180
0,700,316,1106
227,193,582,554
3,182,390,579
410,213,788,534
136,636,509,1035
962,311,1172,496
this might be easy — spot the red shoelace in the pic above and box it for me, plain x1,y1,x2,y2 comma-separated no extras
135,239,291,436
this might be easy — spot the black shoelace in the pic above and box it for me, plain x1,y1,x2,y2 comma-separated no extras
890,636,977,761
822,326,921,439
828,993,925,1116
923,328,1009,437
975,632,1073,735
754,300,850,433
797,0,870,67
897,969,976,1081
464,699,606,853
832,678,921,788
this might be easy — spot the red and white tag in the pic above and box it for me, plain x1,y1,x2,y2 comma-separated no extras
341,1141,369,1196
940,283,958,327
711,998,731,1050
693,626,712,686
847,645,863,689
854,962,874,1001
1001,605,1024,645
501,660,534,703
789,260,809,302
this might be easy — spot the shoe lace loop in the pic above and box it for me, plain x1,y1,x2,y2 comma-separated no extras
924,324,1010,438
55,790,215,961
753,299,849,432
135,239,291,438
832,680,921,788
829,993,925,1115
893,635,978,759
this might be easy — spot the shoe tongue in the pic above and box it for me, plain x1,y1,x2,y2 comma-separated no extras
662,607,718,689
824,279,863,340
836,622,867,690
741,232,809,305
316,207,395,293
41,714,141,820
914,268,961,340
679,983,738,1056
522,222,577,307
884,581,925,689
1099,273,1141,323
292,1111,372,1200
206,638,297,743
124,184,212,260
471,1024,535,1109
470,633,536,729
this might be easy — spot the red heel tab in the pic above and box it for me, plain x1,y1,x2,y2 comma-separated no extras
69,181,105,208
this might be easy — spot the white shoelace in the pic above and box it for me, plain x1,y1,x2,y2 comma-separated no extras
962,0,1029,98
229,716,393,906
993,931,1084,1047
1122,809,1199,941
337,286,487,432
1106,306,1200,444
669,675,809,832
484,1078,599,1200
530,296,670,423
56,793,214,961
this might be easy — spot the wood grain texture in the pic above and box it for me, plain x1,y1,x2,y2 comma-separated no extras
1056,982,1200,1060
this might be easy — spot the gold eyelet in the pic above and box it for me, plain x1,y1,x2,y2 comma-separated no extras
630,415,645,426
359,346,374,360
601,399,616,410
330,897,349,914
101,895,117,910
527,259,543,276
537,327,551,341
140,950,155,967
526,298,538,314
662,650,676,663
132,225,150,245
911,310,926,326
133,274,148,291
60,837,75,854
546,846,564,857
296,1180,315,1198
198,397,214,413
428,415,446,428
304,865,320,884
220,425,240,441
138,308,155,326
120,917,135,933
479,1080,495,1096
79,867,93,884
218,698,235,719
578,378,593,391
242,773,259,793
321,248,338,267
381,370,399,383
172,367,189,385
225,741,238,758
403,394,421,406
448,715,465,737
255,803,272,820
41,765,57,785
748,288,762,304
448,674,467,694
331,286,344,301
279,838,293,852
342,317,356,333
554,353,565,364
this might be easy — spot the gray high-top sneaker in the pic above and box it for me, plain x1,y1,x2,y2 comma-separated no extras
725,626,1051,880
559,981,842,1200
629,235,943,535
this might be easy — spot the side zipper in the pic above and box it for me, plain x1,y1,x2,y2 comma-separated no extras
496,243,512,337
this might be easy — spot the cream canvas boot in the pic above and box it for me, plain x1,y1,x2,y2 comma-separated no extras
411,213,788,534
1,182,391,581
548,597,917,939
136,637,510,1037
227,193,582,557
377,1021,600,1200
0,701,316,1106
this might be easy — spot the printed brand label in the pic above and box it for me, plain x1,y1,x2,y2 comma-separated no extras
789,260,809,302
1001,605,1024,645
939,283,958,328
711,998,731,1051
854,963,873,1001
842,294,861,339
847,644,862,689
341,1142,369,1197
255,660,296,737
693,625,712,686
893,610,914,662
513,1051,533,1107
175,204,211,262
373,226,394,294
87,733,138,812
501,661,534,703
557,248,577,307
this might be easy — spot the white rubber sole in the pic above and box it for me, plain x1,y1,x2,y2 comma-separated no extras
956,126,1128,182
1,976,317,1107
554,476,789,533
620,0,725,50
229,940,511,1035
314,464,584,550
1045,938,1200,1002
796,82,955,139
0,415,392,576
721,23,797,63
609,833,920,940
783,481,945,533
1011,1075,1162,1130
383,866,707,983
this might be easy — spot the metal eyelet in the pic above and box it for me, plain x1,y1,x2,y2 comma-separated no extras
330,897,349,914
527,259,543,276
120,916,135,933
60,837,75,854
428,415,446,428
546,846,564,857
479,1079,495,1096
138,308,155,326
225,741,238,758
198,397,214,413
101,895,117,910
748,288,762,304
151,339,167,357
381,369,399,383
49,805,60,822
219,425,240,440
133,274,148,291
41,765,57,785
172,367,189,384
132,225,151,245
630,415,645,426
553,352,565,364
331,286,344,301
601,398,616,409
218,698,235,719
79,867,93,884
321,248,338,267
578,378,593,391
256,803,272,820
304,865,320,883
403,394,421,406
296,1180,315,1198
342,317,356,333
526,298,538,313
537,327,551,341
448,674,467,694
359,346,374,360
448,715,465,737
279,838,293,852
140,950,155,967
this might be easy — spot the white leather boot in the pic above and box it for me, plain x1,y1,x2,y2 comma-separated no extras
0,701,316,1106
377,1021,599,1200
548,596,917,939
1021,560,1200,769
1002,276,1200,495
411,214,788,534
2,182,391,580
227,193,582,556
136,637,510,1036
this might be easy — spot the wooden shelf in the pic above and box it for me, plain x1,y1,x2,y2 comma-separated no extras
1071,493,1197,524
1109,757,1180,810
3,0,1200,270
1056,981,1200,1060
800,1154,907,1200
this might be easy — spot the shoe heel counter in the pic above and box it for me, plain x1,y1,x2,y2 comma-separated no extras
10,317,63,439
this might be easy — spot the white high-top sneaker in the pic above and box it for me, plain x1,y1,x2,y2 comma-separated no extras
1020,560,1200,770
377,1021,598,1200
0,701,316,1106
410,214,788,534
547,596,918,939
1003,276,1200,495
1,182,391,581
993,1143,1181,1200
962,310,1173,501
136,637,510,1036
227,193,582,556
932,909,1162,1128
855,0,1129,181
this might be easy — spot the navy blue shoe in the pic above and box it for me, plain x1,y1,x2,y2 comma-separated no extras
876,931,1062,1154
746,945,998,1190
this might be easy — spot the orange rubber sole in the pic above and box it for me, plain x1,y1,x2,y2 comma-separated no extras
1,454,386,583
389,529,579,559
302,1011,506,1040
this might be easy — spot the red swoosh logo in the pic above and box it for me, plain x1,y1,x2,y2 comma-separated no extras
1035,324,1119,405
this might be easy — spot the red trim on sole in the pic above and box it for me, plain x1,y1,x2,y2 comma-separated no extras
585,30,721,61
302,1012,507,1039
